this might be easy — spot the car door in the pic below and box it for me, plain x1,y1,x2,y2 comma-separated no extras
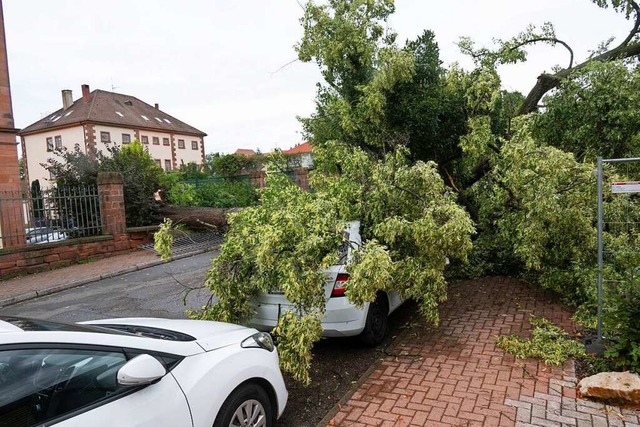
0,346,192,427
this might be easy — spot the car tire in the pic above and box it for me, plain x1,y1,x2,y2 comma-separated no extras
359,294,389,346
213,382,274,427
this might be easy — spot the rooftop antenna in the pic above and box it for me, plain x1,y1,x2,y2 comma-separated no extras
110,78,119,92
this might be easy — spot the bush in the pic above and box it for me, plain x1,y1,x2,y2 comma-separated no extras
167,182,199,206
44,141,163,227
602,276,640,373
195,180,256,208
163,177,257,209
99,142,163,226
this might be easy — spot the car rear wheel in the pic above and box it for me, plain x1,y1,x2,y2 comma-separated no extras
214,382,274,427
359,294,389,346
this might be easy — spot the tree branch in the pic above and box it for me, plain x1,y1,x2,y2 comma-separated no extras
518,0,640,115
510,37,575,68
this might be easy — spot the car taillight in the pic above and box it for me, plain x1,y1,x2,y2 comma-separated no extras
331,273,349,297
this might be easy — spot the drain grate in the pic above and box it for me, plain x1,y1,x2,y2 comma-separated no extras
140,231,223,256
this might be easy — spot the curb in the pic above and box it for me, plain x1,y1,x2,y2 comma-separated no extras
0,248,215,308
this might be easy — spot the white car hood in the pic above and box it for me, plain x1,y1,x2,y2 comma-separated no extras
82,318,256,352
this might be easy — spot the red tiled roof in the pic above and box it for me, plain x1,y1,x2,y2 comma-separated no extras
235,148,257,157
282,141,313,155
19,89,206,137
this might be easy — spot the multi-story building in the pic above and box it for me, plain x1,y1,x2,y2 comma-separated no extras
282,141,313,169
19,84,207,186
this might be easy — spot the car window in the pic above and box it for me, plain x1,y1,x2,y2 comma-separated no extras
337,231,350,265
0,348,127,427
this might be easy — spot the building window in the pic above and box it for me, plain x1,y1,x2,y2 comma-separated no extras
49,169,57,180
152,137,160,145
141,135,149,144
178,139,185,149
46,137,54,152
163,137,170,146
164,159,172,171
100,131,110,143
191,140,199,150
154,159,161,167
122,133,131,144
54,135,62,149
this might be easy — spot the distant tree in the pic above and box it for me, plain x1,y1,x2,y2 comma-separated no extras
177,162,208,180
30,179,45,222
100,141,164,226
19,158,25,181
43,144,100,187
458,0,640,115
297,1,467,168
210,153,256,178
43,140,163,226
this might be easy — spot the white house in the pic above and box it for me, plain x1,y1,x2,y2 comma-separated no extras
19,84,207,186
282,141,313,169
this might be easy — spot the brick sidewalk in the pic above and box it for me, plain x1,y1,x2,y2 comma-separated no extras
325,277,640,427
0,250,161,307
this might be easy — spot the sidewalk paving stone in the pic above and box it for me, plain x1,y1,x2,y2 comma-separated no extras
323,277,640,427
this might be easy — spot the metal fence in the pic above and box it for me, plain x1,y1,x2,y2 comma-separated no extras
596,156,640,341
0,184,102,248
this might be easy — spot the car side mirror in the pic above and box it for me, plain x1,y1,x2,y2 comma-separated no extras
117,354,166,387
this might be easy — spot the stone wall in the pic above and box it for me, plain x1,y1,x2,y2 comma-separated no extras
0,230,153,279
0,172,157,279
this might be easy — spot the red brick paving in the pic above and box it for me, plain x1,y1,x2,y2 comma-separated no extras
325,277,640,426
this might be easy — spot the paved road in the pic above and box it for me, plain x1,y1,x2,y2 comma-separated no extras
0,252,217,322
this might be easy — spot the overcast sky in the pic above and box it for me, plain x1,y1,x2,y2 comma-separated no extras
3,0,630,155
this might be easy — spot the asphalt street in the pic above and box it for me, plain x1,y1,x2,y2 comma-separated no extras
0,251,217,322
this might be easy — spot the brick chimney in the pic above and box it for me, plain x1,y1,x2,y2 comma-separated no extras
61,89,73,110
154,103,159,109
81,84,90,102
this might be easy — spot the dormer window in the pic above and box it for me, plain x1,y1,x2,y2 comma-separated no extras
124,100,133,106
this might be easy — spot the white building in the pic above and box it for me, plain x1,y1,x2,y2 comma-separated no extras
19,84,207,186
282,141,313,169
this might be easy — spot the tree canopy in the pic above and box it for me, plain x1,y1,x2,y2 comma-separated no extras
156,0,640,380
45,140,163,226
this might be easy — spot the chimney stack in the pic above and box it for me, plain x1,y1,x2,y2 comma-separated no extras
81,84,90,102
61,89,73,110
154,103,159,109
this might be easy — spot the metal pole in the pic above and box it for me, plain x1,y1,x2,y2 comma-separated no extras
597,156,604,342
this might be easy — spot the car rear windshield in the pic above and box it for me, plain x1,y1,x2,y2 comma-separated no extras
0,316,130,335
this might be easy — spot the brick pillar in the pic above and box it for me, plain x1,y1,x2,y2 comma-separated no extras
0,0,25,249
97,172,126,236
294,168,310,191
250,171,266,189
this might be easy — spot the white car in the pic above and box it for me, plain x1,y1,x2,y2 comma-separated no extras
250,221,405,346
25,227,67,245
0,316,287,427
